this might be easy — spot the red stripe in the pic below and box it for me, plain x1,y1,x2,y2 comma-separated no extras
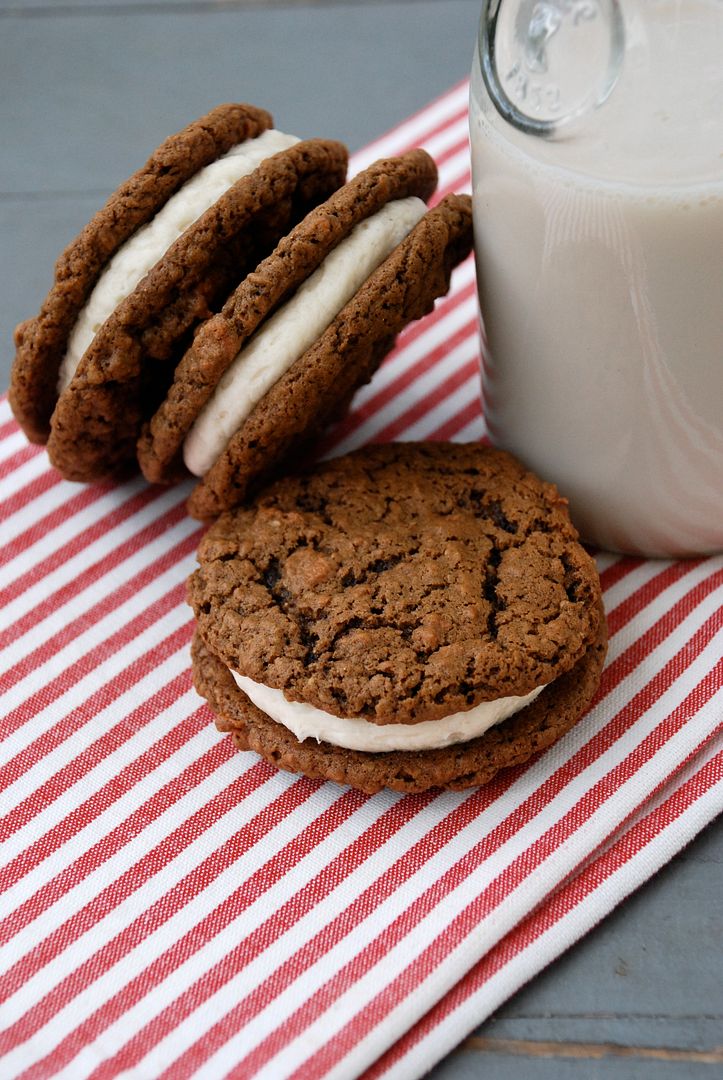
0,666,212,1009
317,266,476,457
351,87,469,164
475,741,723,988
0,705,218,949
0,483,171,624
598,557,644,592
0,443,43,480
426,397,482,442
190,581,723,1079
0,724,240,970
1,527,198,712
368,359,479,446
37,559,717,1077
1,761,293,1058
83,793,452,1080
0,417,20,442
143,779,520,1080
351,282,476,413
0,571,190,764
322,299,477,454
0,481,114,570
0,506,192,752
29,789,382,1080
0,611,192,853
432,130,474,172
435,160,473,186
0,550,206,890
321,262,477,455
602,567,723,695
0,565,196,821
403,105,469,160
0,467,61,524
362,745,723,1079
435,162,473,198
380,271,475,357
353,271,475,386
286,650,723,1080
6,775,336,1070
606,559,702,637
335,252,475,393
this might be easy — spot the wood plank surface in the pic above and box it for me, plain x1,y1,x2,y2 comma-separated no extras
430,818,723,1078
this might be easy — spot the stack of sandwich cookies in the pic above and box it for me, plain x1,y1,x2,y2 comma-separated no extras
188,442,607,793
11,104,272,446
138,150,473,519
10,104,348,480
138,148,439,487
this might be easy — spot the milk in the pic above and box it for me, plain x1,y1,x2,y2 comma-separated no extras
470,0,723,555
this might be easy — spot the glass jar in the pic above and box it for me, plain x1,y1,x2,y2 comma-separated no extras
470,0,723,555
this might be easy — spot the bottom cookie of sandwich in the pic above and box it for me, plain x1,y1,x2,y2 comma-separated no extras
191,613,607,795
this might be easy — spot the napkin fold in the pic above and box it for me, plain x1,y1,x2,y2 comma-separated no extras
1,82,721,1080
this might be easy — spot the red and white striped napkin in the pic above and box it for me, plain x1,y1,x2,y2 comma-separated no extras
1,82,722,1080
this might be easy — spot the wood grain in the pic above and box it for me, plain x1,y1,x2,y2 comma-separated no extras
461,1037,723,1065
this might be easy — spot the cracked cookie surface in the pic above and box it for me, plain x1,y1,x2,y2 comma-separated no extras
188,442,604,726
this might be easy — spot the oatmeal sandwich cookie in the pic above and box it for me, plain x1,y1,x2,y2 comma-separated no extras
137,151,473,520
188,442,608,793
10,104,348,480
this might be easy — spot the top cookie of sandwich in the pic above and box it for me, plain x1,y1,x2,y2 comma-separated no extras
188,442,603,726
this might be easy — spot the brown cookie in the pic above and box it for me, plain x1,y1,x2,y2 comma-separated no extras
191,615,607,794
45,138,348,483
10,104,273,446
182,191,473,520
138,149,439,486
188,442,606,791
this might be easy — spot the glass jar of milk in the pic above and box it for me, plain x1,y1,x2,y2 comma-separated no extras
470,0,723,556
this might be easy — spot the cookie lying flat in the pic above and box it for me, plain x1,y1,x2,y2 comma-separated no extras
10,105,347,480
138,153,473,519
187,442,607,793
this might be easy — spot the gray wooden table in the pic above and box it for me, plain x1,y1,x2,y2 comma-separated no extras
1,2,720,1076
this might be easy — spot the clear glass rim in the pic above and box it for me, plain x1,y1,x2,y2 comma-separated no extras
477,0,625,139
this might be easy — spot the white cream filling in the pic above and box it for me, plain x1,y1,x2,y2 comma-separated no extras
231,670,546,753
58,128,300,393
182,195,428,478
